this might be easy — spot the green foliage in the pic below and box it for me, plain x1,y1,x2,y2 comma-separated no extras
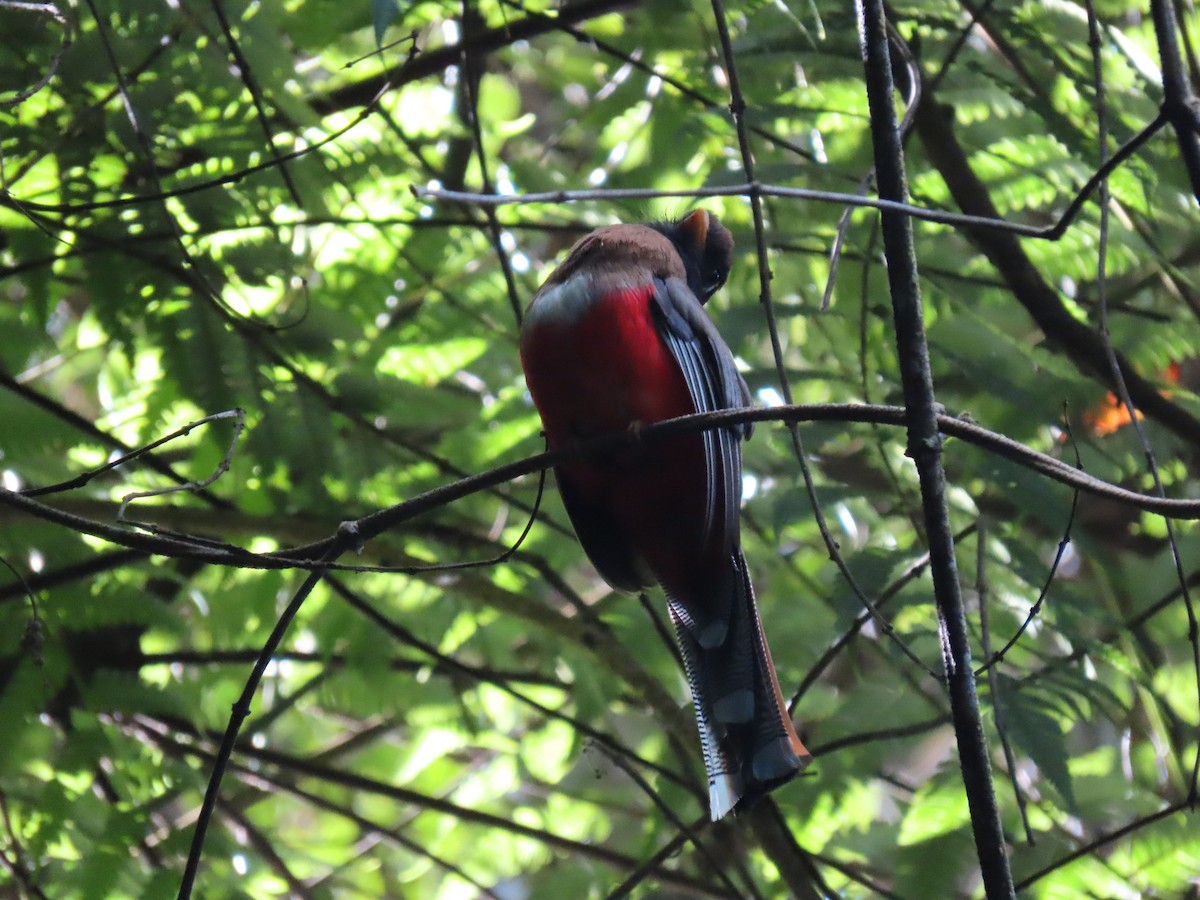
1,0,1198,897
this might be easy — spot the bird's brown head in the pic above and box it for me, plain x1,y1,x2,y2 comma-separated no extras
651,209,734,304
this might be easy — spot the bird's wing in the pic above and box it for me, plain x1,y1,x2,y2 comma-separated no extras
650,276,752,550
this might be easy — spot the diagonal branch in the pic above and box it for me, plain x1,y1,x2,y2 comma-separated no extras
4,402,1200,577
911,96,1200,447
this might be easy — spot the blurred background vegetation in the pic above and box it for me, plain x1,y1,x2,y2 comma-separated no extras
1,0,1198,897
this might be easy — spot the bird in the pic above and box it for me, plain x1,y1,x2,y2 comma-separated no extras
519,209,811,819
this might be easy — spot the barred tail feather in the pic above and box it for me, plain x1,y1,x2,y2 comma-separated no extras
670,603,743,818
670,549,812,820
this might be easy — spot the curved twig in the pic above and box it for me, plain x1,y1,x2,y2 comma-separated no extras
3,402,1200,576
0,1,72,107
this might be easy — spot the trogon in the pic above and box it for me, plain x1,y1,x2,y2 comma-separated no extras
519,209,811,819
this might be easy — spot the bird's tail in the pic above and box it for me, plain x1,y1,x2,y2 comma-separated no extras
669,549,811,820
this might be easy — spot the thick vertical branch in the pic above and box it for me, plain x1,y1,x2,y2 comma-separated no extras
857,1,1016,897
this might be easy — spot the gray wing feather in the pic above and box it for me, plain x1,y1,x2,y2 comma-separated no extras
650,277,752,550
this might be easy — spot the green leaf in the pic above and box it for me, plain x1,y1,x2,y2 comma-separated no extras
371,0,400,46
1001,680,1078,812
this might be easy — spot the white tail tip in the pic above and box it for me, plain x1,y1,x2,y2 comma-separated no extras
709,773,743,821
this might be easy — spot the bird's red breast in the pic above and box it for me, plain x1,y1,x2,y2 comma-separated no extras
520,272,715,595
520,279,695,445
